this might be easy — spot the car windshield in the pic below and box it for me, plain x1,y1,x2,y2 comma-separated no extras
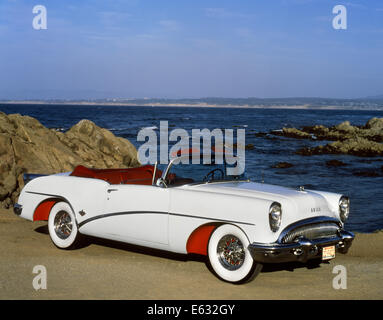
162,160,247,187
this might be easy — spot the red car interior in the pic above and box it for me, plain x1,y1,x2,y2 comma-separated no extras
70,165,162,185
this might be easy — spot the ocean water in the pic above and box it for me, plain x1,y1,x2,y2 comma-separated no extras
1,103,383,233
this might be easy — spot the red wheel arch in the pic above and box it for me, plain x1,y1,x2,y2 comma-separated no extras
186,223,219,256
33,200,58,221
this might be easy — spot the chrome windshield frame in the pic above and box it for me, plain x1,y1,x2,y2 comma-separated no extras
159,154,246,186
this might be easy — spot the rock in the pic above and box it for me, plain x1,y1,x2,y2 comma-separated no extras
0,112,140,208
352,170,381,177
302,124,330,136
274,124,339,141
282,128,312,140
297,137,383,157
333,121,358,134
275,117,383,157
245,143,255,150
365,118,383,130
63,120,139,167
274,117,383,144
296,147,314,156
230,143,255,150
272,162,294,169
362,118,383,142
326,160,347,167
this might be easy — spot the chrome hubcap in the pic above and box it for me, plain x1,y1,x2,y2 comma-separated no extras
217,234,245,270
54,211,73,240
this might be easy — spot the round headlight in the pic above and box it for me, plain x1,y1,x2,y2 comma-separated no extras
269,202,282,232
339,196,350,222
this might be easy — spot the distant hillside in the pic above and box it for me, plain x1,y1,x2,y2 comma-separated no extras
360,95,383,100
92,97,383,109
2,97,383,109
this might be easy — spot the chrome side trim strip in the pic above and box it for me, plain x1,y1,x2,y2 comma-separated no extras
26,191,255,228
78,211,255,228
78,211,167,228
169,212,255,226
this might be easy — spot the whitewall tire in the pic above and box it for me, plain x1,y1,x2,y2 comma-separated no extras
48,201,80,249
207,224,262,284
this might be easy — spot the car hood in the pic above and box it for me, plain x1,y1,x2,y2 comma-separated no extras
189,181,337,221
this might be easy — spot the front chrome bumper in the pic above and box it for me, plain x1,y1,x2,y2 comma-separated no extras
248,230,355,263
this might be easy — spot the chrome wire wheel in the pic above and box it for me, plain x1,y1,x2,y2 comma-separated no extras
53,210,73,240
217,234,245,271
48,202,81,249
207,224,262,284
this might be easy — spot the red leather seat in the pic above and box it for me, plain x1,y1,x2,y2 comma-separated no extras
70,165,162,185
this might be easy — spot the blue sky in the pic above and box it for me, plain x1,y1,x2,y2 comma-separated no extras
0,0,382,99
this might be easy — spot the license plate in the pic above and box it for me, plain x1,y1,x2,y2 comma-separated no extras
322,246,335,260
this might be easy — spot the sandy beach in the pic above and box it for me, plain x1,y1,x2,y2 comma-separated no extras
0,208,382,300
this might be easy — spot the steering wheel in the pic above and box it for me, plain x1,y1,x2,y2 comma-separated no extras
203,168,225,182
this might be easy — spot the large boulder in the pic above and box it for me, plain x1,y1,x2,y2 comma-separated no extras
365,117,383,130
333,121,358,134
0,112,140,208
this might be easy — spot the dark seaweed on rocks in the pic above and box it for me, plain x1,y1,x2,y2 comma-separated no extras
272,162,294,169
326,160,348,167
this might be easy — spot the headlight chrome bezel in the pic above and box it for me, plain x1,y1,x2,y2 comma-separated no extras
339,196,350,223
269,202,282,232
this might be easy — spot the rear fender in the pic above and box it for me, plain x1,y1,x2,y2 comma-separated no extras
33,198,61,221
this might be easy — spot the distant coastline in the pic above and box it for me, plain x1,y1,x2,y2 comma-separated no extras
1,96,383,111
0,101,340,110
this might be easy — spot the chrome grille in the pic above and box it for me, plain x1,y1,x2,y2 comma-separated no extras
281,222,340,244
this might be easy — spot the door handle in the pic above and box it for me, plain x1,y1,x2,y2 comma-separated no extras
107,189,118,193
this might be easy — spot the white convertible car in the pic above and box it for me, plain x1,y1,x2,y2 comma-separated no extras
14,152,354,284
